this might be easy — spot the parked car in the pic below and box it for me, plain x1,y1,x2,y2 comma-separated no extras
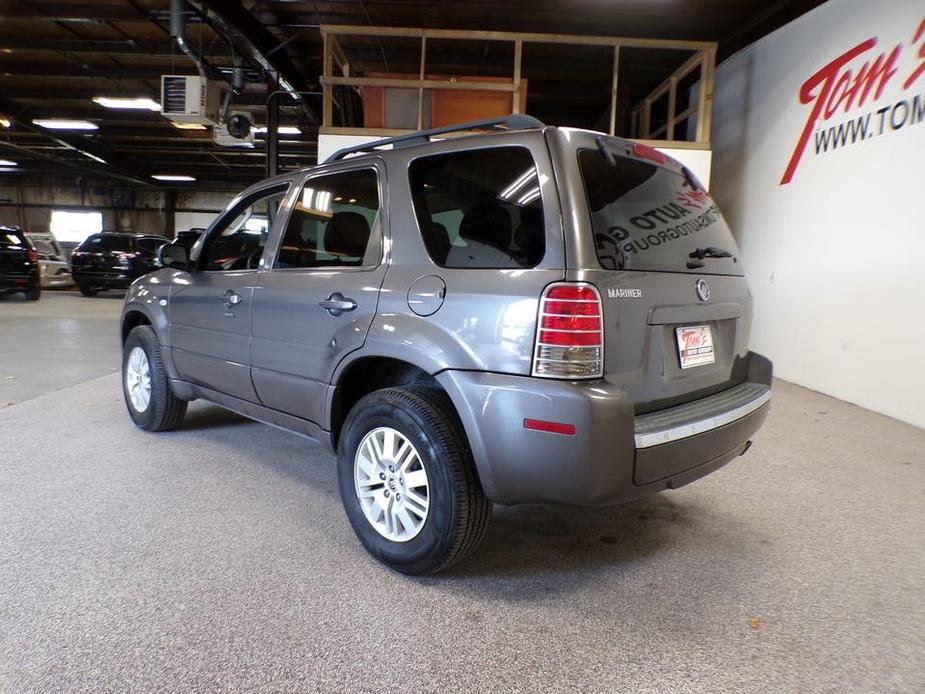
0,225,41,300
25,230,73,288
71,232,168,296
119,116,772,574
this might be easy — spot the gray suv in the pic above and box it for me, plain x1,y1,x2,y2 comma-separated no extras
120,116,771,574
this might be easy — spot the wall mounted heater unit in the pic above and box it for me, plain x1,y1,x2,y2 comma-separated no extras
160,75,221,126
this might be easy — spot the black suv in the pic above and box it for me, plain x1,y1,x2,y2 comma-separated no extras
0,226,41,300
71,232,169,296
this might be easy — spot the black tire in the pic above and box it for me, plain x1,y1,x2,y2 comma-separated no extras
122,325,187,432
77,283,98,297
337,384,492,575
24,286,41,301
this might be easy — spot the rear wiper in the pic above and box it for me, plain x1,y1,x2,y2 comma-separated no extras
595,136,617,167
689,246,734,260
687,246,734,269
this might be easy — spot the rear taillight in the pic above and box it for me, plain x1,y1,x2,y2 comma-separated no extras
26,249,39,263
532,283,604,379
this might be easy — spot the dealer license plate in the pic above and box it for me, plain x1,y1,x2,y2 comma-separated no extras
675,325,715,369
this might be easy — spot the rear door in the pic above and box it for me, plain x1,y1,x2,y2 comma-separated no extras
71,234,135,275
168,182,290,402
552,130,752,412
249,164,387,425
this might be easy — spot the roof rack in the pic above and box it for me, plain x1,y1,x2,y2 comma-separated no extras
323,114,545,163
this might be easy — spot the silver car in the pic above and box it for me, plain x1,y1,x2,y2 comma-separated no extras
119,116,771,574
25,231,73,288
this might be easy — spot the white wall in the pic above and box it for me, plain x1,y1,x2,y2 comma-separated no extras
711,0,925,427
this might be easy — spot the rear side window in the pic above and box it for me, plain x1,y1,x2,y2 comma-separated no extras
78,235,134,252
578,148,743,275
275,169,381,269
136,238,165,255
408,147,545,269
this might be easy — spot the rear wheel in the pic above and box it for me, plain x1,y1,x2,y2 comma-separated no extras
122,325,187,432
337,384,491,575
23,286,41,301
77,283,98,297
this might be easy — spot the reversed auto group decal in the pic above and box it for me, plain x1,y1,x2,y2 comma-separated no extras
781,14,925,185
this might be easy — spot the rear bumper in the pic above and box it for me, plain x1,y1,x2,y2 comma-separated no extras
71,268,134,288
0,271,39,290
438,351,772,506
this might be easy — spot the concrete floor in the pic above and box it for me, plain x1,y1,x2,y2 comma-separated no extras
0,290,123,406
1,292,924,693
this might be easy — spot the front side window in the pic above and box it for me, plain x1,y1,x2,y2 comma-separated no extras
202,186,288,271
275,169,381,269
408,147,545,269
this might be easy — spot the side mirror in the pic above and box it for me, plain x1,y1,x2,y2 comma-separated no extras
157,242,189,270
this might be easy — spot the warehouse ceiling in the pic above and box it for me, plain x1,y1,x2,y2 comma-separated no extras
0,0,827,188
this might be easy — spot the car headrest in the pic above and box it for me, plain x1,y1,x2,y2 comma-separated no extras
424,221,450,264
459,204,512,249
325,211,370,258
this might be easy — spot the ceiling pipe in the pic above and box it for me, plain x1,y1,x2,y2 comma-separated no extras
169,0,208,79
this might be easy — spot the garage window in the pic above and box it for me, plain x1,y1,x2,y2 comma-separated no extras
408,147,545,269
50,210,103,244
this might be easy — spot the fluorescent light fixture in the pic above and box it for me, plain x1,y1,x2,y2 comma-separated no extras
255,125,301,135
0,167,18,173
169,121,207,130
0,159,17,166
0,116,10,128
93,96,161,111
152,174,196,182
33,119,98,131
83,152,107,165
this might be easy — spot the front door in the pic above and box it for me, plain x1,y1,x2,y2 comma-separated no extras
250,165,387,425
169,182,291,402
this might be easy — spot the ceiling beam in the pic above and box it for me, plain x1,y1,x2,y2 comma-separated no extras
0,97,154,186
0,36,235,58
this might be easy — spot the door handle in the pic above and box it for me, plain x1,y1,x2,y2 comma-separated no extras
223,289,243,309
319,292,357,316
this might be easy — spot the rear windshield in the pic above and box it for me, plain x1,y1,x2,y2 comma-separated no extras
79,234,134,252
578,148,743,275
0,228,28,249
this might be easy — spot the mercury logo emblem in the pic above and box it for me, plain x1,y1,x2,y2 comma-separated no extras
695,279,710,302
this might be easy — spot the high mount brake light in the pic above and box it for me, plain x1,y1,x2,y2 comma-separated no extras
631,142,668,165
532,283,604,379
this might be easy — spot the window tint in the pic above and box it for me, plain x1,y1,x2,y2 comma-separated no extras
79,234,134,252
408,147,545,269
202,186,288,271
136,238,165,254
276,169,380,269
578,148,743,276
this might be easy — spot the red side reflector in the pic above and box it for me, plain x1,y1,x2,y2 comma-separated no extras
523,418,576,436
631,142,668,165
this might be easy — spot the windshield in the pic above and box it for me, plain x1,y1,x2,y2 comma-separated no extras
578,148,743,276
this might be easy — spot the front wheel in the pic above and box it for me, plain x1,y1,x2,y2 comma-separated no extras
337,385,492,575
122,325,187,431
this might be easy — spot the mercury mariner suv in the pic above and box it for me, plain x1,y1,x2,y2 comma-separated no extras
120,116,771,575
